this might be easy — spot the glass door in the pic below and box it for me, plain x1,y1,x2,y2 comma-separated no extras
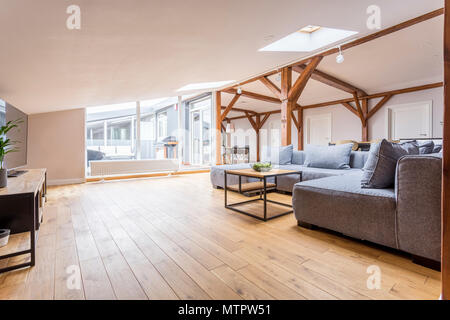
191,111,202,165
189,98,212,166
201,108,211,165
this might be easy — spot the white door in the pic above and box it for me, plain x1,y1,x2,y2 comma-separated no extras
305,114,332,145
386,101,432,140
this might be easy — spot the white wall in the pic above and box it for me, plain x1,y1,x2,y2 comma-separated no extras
27,108,86,186
369,87,443,140
228,87,443,158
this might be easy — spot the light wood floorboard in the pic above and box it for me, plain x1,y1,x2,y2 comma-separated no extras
0,173,441,300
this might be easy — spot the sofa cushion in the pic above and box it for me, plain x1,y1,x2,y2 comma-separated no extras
293,173,397,248
304,144,353,169
275,164,361,192
271,145,293,165
210,163,257,188
418,140,435,154
292,150,305,165
361,140,419,189
433,144,442,153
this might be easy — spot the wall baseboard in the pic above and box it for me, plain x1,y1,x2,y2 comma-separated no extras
85,169,210,182
47,178,86,186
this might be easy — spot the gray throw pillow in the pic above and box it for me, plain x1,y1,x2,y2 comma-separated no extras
361,139,419,189
433,144,442,153
271,145,293,165
303,143,353,169
418,140,434,154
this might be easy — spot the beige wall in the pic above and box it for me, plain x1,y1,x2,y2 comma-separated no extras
27,108,86,185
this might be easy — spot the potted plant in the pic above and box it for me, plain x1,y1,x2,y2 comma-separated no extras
0,119,21,188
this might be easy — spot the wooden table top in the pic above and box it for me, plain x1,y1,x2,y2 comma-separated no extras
0,169,46,196
225,168,301,178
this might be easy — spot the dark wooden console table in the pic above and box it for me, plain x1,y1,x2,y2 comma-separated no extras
0,169,47,274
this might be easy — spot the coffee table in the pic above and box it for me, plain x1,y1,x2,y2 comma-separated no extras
224,168,302,221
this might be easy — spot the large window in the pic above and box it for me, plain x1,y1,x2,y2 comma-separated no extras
86,103,137,166
85,94,213,176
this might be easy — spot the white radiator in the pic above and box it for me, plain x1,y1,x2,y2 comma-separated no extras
90,159,179,176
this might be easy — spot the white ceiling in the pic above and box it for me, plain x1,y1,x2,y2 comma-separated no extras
0,0,444,114
223,14,444,114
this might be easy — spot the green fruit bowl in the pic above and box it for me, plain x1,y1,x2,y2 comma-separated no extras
251,162,272,172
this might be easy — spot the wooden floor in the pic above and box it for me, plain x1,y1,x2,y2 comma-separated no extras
0,173,441,300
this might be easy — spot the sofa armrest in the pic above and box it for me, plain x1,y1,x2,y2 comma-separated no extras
395,155,442,261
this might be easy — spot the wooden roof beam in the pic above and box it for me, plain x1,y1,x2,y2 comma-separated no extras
221,106,256,115
220,94,240,121
293,65,367,97
225,115,248,121
259,77,282,99
244,112,258,131
288,56,323,102
222,9,443,92
367,95,393,119
224,88,281,104
259,113,271,129
341,102,359,117
299,82,443,110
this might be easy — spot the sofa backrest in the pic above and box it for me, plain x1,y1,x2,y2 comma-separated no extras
349,151,370,169
292,150,369,168
292,151,305,165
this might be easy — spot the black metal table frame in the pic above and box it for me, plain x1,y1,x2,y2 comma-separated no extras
224,170,302,221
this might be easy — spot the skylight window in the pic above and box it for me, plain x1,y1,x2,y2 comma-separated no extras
177,80,235,92
259,26,358,52
298,25,321,34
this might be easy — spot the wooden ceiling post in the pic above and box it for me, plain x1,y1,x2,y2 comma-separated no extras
442,0,450,301
256,115,261,162
281,67,293,146
298,108,304,150
244,112,260,161
353,93,365,125
215,91,222,165
361,98,369,141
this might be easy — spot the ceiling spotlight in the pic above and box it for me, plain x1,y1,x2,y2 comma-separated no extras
336,46,344,64
237,86,242,94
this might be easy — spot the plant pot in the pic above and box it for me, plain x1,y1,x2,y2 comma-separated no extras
0,229,10,247
0,168,7,188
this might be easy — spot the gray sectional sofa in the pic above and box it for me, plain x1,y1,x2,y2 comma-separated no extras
210,150,369,192
211,148,442,264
